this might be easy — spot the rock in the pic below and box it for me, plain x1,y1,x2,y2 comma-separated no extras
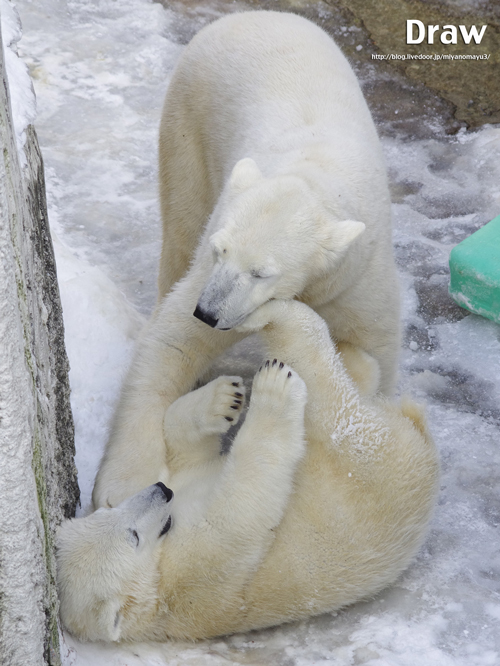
0,21,79,666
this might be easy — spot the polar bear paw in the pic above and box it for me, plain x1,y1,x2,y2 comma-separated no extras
193,375,247,436
251,360,307,419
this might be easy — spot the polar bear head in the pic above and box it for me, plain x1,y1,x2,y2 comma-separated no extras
194,158,365,330
56,483,173,642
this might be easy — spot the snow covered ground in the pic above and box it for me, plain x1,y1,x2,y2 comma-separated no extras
6,0,500,663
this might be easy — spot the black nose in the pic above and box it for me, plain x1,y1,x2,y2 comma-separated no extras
193,306,218,328
155,482,173,502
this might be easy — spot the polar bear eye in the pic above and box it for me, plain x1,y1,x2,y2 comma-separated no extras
250,269,264,279
127,528,140,547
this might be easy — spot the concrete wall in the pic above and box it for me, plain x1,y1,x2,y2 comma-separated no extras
0,22,79,666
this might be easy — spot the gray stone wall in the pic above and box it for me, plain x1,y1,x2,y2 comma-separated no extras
0,25,79,666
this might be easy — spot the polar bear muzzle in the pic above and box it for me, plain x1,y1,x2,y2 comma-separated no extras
193,305,218,328
155,481,173,502
194,259,280,330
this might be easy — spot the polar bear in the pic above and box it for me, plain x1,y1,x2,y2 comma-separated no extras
59,300,438,642
92,10,400,508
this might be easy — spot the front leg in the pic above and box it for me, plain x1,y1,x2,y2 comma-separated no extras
163,375,246,473
92,262,244,509
207,361,307,540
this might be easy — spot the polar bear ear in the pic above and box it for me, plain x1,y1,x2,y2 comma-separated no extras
322,220,365,262
209,228,230,255
229,158,263,192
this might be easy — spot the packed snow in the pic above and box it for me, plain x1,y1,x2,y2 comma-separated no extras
7,0,500,663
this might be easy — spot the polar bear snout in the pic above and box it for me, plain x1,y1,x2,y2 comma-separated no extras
155,481,173,502
116,483,174,543
194,262,245,330
193,305,218,328
195,260,278,330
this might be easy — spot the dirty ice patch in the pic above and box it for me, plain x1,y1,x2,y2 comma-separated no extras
436,315,500,397
384,126,500,227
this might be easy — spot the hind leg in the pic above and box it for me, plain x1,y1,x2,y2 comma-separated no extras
207,361,307,534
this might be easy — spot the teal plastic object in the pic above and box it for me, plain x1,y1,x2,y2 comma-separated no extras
449,214,500,324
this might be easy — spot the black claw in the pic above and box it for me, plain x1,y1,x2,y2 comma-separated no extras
272,359,277,366
234,392,243,398
258,365,262,372
225,416,234,422
230,405,239,410
232,382,239,387
265,360,270,367
287,371,292,378
233,400,242,405
279,362,284,369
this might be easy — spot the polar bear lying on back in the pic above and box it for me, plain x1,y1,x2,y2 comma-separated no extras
92,10,401,510
57,300,438,642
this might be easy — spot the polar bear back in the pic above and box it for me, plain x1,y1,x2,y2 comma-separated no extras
162,11,387,209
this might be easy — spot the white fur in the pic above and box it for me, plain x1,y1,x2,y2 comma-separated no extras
59,300,438,643
92,11,400,508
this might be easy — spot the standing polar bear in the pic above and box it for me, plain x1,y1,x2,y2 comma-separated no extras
92,11,400,509
58,300,438,642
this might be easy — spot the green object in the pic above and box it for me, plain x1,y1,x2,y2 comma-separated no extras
449,214,500,324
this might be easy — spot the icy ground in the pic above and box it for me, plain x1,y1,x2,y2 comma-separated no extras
8,0,500,663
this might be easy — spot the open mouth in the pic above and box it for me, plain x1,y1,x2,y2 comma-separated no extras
159,515,172,537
